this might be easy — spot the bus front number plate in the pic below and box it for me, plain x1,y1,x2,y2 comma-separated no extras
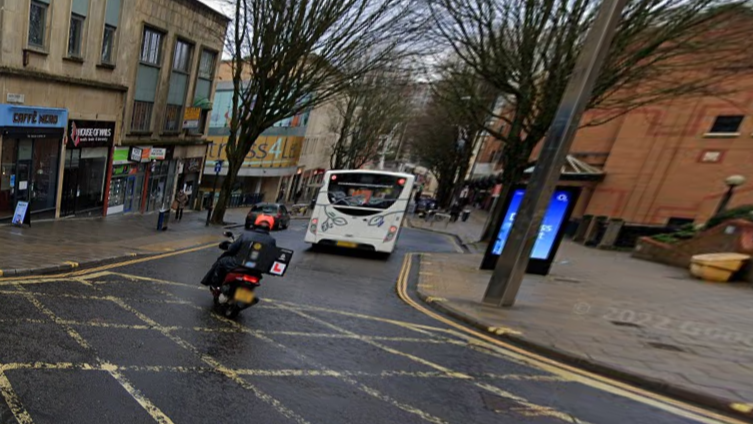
337,241,357,248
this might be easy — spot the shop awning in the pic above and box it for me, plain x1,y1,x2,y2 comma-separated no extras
524,155,605,181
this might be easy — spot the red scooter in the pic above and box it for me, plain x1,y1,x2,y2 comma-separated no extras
212,231,291,319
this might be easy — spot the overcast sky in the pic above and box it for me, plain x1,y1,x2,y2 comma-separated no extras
198,0,228,15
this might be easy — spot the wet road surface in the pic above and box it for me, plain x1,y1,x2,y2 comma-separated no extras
0,221,742,424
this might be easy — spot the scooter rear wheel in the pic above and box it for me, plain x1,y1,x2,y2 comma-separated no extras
224,305,241,319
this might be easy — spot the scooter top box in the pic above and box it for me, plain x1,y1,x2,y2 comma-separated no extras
242,241,294,277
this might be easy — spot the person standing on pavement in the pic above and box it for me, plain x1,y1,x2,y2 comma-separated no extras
173,189,189,221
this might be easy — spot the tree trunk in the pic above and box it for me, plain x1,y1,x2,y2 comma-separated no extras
210,152,244,225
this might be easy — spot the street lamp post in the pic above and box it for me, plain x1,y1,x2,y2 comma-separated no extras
714,175,746,216
206,160,223,226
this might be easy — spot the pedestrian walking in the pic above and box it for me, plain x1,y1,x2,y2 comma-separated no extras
450,201,461,223
173,189,189,221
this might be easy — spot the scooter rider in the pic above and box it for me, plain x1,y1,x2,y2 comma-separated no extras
201,214,277,289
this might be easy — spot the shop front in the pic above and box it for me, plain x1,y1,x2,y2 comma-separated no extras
107,146,178,215
0,104,67,221
178,156,203,209
61,120,115,217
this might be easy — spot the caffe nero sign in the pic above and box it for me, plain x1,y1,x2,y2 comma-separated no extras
68,120,115,148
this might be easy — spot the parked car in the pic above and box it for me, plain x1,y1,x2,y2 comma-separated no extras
245,203,291,230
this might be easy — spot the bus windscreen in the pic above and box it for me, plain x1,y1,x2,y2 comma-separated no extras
327,173,403,210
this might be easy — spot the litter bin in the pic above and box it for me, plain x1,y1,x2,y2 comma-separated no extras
461,209,471,222
157,208,170,231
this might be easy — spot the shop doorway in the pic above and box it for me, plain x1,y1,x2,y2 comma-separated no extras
60,147,109,217
0,137,60,220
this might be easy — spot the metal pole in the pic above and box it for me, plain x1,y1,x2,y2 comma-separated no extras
205,170,220,226
483,0,628,307
714,186,734,216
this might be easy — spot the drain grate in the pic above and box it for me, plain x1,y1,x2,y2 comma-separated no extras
610,321,642,328
646,342,687,352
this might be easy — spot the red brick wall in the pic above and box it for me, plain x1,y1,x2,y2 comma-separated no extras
577,80,753,226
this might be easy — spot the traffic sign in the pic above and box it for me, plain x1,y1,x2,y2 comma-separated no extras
214,160,223,174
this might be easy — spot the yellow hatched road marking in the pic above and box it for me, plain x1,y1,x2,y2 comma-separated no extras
0,369,34,424
13,284,175,424
107,297,312,424
273,302,589,423
397,253,751,424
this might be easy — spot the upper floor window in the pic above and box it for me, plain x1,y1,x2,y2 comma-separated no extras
140,28,163,66
28,1,48,49
709,115,744,134
68,14,85,58
198,50,217,79
101,0,121,65
173,40,192,73
101,26,117,64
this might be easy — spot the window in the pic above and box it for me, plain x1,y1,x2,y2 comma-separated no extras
131,101,154,132
68,14,85,58
163,104,183,132
709,115,743,134
28,1,47,48
140,28,163,65
101,25,116,64
173,40,192,73
198,50,217,79
327,173,403,212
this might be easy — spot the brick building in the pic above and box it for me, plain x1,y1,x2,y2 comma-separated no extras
471,77,753,227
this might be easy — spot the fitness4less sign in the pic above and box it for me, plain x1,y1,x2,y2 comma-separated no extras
206,135,303,168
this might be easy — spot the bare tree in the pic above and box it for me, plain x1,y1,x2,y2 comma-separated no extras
408,62,492,207
211,0,425,223
426,0,753,240
329,63,414,170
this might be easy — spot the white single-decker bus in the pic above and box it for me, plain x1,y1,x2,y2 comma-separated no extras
305,170,415,254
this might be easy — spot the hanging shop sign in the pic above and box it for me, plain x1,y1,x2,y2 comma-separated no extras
67,120,115,148
129,147,143,162
182,107,201,129
150,147,167,160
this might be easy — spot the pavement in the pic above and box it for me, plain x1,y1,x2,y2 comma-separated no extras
0,222,739,423
0,209,253,277
410,208,753,419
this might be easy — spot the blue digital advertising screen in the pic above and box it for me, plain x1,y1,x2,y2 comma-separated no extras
491,189,573,260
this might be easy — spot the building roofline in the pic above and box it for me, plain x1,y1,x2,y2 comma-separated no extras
182,0,231,22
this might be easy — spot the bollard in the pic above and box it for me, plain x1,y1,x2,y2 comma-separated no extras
157,208,170,231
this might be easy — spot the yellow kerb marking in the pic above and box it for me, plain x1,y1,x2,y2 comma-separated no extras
395,254,751,424
63,261,79,268
730,403,753,414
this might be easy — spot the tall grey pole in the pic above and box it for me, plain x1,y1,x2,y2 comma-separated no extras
483,0,628,307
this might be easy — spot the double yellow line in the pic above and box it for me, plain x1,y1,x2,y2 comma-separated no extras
395,253,749,424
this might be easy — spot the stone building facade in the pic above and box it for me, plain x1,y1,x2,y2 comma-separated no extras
0,0,228,221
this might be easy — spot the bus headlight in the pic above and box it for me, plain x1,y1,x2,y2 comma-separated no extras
310,218,318,234
384,225,398,242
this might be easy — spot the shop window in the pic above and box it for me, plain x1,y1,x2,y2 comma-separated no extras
68,14,85,58
28,1,48,49
131,101,154,132
708,115,743,134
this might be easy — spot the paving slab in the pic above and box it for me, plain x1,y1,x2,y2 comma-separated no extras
415,248,753,419
0,208,251,277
